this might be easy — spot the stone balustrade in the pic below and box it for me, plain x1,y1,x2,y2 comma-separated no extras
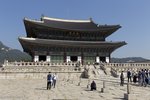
2,61,83,67
103,63,150,77
0,61,83,79
104,63,150,69
1,66,82,73
2,61,150,79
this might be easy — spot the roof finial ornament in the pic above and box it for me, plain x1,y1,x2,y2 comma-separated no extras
89,17,93,22
41,14,44,21
41,14,44,17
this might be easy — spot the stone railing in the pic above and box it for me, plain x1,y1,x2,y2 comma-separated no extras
0,67,83,74
2,61,83,67
1,61,83,73
103,63,150,77
104,63,150,68
0,61,83,79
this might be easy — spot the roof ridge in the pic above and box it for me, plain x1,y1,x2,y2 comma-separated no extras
42,16,92,23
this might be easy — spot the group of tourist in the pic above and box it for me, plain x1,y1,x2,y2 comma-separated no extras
47,72,57,90
47,72,97,91
120,69,150,86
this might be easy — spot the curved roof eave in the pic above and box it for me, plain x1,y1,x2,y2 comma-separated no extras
19,37,127,47
24,18,121,32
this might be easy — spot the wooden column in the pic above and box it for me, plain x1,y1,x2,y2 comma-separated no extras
64,52,66,63
81,52,84,65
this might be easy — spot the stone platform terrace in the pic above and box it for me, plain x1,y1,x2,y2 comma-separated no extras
1,61,150,100
0,75,150,100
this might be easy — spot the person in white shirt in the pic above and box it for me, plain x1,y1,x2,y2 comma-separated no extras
52,73,57,88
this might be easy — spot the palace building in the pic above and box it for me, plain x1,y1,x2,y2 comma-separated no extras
19,16,126,64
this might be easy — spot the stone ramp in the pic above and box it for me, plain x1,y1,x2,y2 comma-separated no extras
84,65,107,79
97,68,106,76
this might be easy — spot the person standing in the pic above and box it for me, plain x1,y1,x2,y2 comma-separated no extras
127,70,132,82
120,71,124,86
141,69,146,86
47,72,52,90
52,73,57,88
138,71,141,85
133,73,137,83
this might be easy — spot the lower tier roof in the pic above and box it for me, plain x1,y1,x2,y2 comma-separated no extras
19,37,127,54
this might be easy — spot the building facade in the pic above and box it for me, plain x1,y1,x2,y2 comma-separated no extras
19,16,126,64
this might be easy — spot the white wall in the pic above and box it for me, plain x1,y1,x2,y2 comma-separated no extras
77,56,81,62
46,56,51,62
34,55,39,62
96,56,100,63
66,56,71,62
106,57,110,63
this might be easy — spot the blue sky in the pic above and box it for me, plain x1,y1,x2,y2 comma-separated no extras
0,0,150,59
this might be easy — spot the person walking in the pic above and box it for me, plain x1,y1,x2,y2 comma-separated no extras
120,71,124,86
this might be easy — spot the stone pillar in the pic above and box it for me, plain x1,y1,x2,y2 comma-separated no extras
101,81,106,93
87,79,90,89
66,56,71,62
127,82,131,94
46,56,51,62
78,78,81,86
96,56,100,63
78,56,81,63
34,55,39,62
106,57,110,63
124,82,137,100
103,81,105,88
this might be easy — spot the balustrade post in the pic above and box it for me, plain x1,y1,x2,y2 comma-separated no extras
127,82,131,94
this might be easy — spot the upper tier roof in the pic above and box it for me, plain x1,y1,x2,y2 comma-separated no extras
24,16,121,32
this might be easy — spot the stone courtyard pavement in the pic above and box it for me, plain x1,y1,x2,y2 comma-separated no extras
0,77,150,100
